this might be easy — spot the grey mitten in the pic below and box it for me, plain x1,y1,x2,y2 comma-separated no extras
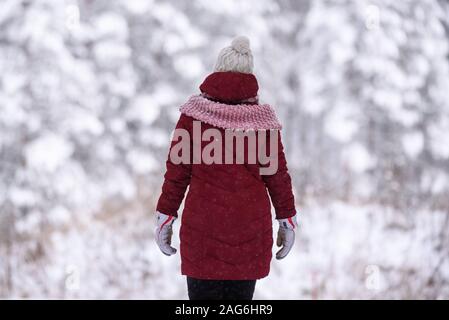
155,212,177,256
276,215,298,260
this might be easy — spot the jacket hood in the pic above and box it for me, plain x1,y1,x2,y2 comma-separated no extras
199,71,259,104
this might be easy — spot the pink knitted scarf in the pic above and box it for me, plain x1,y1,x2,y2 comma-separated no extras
179,95,282,130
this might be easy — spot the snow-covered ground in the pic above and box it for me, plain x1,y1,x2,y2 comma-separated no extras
4,200,448,299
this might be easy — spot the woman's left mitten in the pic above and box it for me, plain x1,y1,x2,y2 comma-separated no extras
276,215,298,260
156,212,177,256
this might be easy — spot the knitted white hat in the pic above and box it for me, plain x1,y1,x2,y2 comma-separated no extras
214,36,254,74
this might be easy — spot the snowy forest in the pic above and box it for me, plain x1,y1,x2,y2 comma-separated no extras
1,0,449,299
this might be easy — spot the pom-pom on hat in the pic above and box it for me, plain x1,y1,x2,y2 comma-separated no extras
214,36,254,74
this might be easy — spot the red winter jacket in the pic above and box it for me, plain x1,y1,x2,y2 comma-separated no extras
156,72,296,280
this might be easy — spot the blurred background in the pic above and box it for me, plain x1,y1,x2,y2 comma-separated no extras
1,0,449,299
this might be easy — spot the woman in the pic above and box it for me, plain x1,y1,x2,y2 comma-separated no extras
155,36,298,300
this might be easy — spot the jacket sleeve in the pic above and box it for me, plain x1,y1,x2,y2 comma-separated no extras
156,114,192,217
261,130,296,219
